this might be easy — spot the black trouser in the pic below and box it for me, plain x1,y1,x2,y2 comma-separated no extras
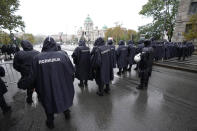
118,67,127,73
98,83,104,93
128,64,132,70
46,113,54,123
0,95,8,112
135,64,139,70
139,72,149,88
80,80,88,85
105,84,110,91
26,88,33,102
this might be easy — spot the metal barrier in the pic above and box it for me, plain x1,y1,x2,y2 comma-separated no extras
0,61,21,85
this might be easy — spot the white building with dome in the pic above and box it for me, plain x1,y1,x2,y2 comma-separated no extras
77,15,107,43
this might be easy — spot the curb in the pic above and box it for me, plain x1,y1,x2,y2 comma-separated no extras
154,62,197,73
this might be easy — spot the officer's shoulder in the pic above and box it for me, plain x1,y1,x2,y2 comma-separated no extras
15,50,26,56
57,50,68,56
33,49,40,53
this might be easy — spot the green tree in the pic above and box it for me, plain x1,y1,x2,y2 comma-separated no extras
139,0,179,41
127,29,139,43
105,26,138,44
183,13,197,41
0,31,11,44
20,33,35,44
0,0,25,32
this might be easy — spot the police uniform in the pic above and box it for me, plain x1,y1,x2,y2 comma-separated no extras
137,40,153,90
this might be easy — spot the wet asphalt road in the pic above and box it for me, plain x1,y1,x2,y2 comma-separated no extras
0,65,197,131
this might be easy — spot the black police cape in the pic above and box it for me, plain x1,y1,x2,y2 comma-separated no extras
116,40,129,68
0,66,7,96
72,41,91,80
13,40,39,90
91,38,112,85
31,37,75,114
107,40,116,68
127,40,136,65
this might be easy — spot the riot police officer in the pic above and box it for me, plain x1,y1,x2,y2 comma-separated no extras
136,40,153,90
116,40,128,75
91,37,112,96
72,40,91,87
13,40,39,104
107,39,116,69
31,37,75,129
127,40,136,72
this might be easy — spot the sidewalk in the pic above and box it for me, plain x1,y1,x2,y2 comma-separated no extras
154,55,197,73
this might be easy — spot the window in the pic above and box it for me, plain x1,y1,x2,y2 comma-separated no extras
189,2,197,15
185,24,192,33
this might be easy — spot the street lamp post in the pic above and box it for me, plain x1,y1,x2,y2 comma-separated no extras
87,24,90,47
163,0,168,40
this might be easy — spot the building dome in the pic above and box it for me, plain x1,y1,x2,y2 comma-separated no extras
84,15,93,23
102,25,108,30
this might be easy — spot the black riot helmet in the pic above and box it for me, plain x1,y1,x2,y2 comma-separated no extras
144,40,151,47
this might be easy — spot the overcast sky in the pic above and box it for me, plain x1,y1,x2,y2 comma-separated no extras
17,0,152,35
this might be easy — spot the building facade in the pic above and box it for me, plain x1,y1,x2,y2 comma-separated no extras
172,0,197,48
77,15,107,43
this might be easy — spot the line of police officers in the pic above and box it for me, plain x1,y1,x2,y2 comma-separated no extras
0,37,154,129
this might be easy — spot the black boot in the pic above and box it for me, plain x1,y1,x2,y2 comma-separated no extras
46,113,54,129
97,84,104,96
96,91,104,96
64,109,71,120
26,98,33,105
117,68,122,76
123,67,127,73
46,120,54,129
104,84,110,94
117,72,121,76
26,89,33,104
